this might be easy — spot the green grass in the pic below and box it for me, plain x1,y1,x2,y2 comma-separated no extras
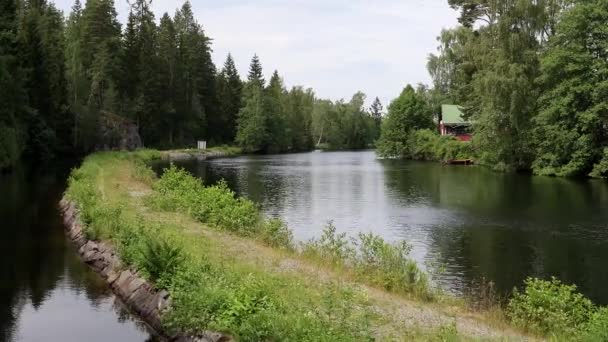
71,150,607,341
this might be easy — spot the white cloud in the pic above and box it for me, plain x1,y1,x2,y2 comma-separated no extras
54,0,458,107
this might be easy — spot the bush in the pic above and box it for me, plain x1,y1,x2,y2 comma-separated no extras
354,233,430,298
507,277,595,335
578,307,608,341
302,224,432,299
302,223,355,265
140,237,185,289
150,165,294,248
261,218,293,249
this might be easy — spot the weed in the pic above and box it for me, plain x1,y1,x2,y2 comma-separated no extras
140,237,185,289
507,277,595,336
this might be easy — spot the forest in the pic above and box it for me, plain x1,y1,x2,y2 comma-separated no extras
0,0,380,171
378,0,608,178
2,0,608,178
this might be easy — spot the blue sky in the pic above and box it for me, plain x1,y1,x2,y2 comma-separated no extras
53,0,459,108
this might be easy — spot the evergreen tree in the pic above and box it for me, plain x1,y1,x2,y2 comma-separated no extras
172,1,213,145
236,55,268,151
65,0,88,148
248,54,265,87
0,0,27,169
79,0,122,150
370,96,383,139
264,70,289,153
18,0,71,158
286,86,314,151
121,0,161,145
157,13,178,147
216,53,242,142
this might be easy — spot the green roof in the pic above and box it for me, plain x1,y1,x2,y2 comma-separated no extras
441,105,469,125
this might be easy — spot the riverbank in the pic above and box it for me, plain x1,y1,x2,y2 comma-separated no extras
63,150,542,341
160,146,242,162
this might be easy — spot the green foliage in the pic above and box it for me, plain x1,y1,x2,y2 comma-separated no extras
376,85,434,158
149,164,292,248
377,128,473,162
216,54,243,143
303,223,433,300
302,223,355,265
507,277,595,336
140,237,185,289
66,152,383,340
354,233,430,298
312,92,377,150
260,218,293,249
578,307,608,342
0,125,20,170
236,81,267,152
532,0,608,178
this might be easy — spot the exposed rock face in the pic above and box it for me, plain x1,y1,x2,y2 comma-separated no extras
96,112,142,151
59,199,231,342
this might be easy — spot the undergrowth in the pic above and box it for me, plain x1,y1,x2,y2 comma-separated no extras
66,150,608,341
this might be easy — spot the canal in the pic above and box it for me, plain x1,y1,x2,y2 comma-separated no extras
166,150,608,304
0,163,156,342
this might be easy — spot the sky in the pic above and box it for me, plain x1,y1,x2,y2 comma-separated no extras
53,0,459,108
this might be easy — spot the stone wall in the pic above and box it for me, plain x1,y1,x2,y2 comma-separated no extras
59,199,230,342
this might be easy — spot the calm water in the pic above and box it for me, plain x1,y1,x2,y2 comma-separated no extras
0,164,156,342
165,151,608,304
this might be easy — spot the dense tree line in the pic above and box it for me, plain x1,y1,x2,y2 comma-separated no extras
380,0,608,178
0,0,380,170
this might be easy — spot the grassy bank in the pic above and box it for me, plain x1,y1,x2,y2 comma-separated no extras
64,150,607,341
377,129,474,163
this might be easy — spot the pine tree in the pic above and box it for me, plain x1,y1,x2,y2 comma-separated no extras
370,96,383,138
172,1,213,144
121,0,161,145
65,0,88,148
236,55,268,151
248,54,265,87
286,86,315,151
158,13,178,146
216,53,242,142
264,70,289,152
18,0,71,158
0,0,27,169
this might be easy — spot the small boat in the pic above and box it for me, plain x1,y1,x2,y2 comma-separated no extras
446,159,474,165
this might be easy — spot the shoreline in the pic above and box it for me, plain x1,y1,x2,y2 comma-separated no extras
57,149,540,340
58,149,238,342
59,198,230,342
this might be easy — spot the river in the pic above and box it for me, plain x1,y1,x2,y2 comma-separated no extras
0,163,156,342
163,150,608,304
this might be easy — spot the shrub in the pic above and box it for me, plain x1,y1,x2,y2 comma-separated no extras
303,224,432,299
578,307,608,341
261,218,293,249
507,277,595,335
404,129,474,162
140,237,185,289
302,223,355,265
354,233,431,298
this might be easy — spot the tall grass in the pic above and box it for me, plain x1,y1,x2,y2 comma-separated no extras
68,151,608,341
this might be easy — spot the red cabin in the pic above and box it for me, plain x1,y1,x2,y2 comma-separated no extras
439,105,472,141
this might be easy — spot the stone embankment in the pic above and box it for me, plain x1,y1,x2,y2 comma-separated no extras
160,150,228,162
59,199,230,342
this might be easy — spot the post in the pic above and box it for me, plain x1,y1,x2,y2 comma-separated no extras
197,140,207,150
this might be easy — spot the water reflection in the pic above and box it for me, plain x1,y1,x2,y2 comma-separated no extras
0,164,156,342
162,151,608,304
